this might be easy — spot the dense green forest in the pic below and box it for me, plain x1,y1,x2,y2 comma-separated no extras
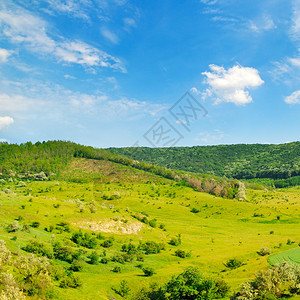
0,141,239,198
109,142,300,180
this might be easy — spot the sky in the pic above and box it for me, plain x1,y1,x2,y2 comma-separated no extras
0,0,299,148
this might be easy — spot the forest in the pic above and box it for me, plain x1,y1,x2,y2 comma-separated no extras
110,142,300,180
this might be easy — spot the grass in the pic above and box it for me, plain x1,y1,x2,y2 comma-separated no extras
0,158,299,299
268,247,300,265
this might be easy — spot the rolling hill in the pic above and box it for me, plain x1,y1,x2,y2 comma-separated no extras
0,141,299,299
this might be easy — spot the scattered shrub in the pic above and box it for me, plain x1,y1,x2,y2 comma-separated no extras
257,247,271,256
22,240,53,259
224,258,244,270
142,267,155,277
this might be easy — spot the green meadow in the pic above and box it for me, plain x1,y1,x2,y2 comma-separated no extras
0,157,299,299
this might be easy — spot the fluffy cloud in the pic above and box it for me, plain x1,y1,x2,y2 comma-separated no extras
0,48,13,62
284,90,300,104
289,57,300,67
0,5,126,72
0,116,14,130
202,64,264,105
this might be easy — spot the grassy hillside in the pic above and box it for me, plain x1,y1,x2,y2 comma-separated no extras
109,142,300,181
0,151,299,299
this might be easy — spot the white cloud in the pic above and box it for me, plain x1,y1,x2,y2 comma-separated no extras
289,57,300,67
200,0,218,5
249,15,276,33
0,93,36,114
291,0,300,40
190,87,201,95
202,64,264,106
69,93,107,111
0,116,14,130
46,0,90,20
284,90,300,104
0,5,126,72
0,48,13,62
101,27,119,44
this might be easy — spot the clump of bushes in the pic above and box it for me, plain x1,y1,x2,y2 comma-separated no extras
233,262,300,299
169,234,181,246
142,267,155,277
257,247,271,256
71,231,97,249
130,267,229,299
22,240,53,259
174,249,191,258
138,241,165,255
224,258,244,270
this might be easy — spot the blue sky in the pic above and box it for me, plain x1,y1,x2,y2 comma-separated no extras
0,0,299,147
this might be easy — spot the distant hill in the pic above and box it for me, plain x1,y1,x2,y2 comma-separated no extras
109,142,300,180
0,140,240,198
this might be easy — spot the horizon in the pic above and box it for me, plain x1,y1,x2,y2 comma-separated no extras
0,1,299,147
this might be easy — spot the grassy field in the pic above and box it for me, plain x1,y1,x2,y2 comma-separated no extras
0,158,299,299
268,247,300,265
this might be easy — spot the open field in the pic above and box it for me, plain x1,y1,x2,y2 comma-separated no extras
0,158,299,299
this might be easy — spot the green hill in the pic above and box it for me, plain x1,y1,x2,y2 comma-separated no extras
0,141,299,299
109,142,300,180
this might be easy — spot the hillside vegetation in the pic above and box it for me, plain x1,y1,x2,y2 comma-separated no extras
0,141,243,199
0,141,299,299
109,142,300,182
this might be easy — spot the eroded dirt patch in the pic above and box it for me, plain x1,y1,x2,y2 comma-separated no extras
74,220,143,234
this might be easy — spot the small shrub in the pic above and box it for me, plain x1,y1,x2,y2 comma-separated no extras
111,266,121,273
69,260,84,272
257,247,271,256
30,221,40,228
113,280,131,298
142,267,155,277
22,240,53,259
101,238,114,248
59,272,82,288
190,208,200,213
100,257,109,264
175,249,191,258
7,221,22,233
224,258,244,270
88,251,99,265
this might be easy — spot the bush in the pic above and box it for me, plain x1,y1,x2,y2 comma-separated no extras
88,251,99,265
113,280,131,298
224,258,244,270
139,241,165,254
7,221,22,233
69,260,84,272
100,257,109,264
55,222,70,232
22,240,53,259
233,262,300,299
59,272,82,288
53,242,74,263
111,266,121,273
169,234,181,246
142,267,155,277
190,207,200,213
257,247,271,256
165,267,229,300
71,231,97,249
174,249,190,258
101,238,114,248
30,221,40,228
